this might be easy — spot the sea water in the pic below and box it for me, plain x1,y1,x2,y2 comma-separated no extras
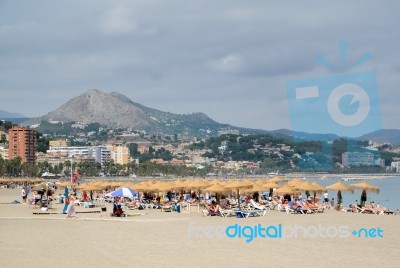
309,176,400,210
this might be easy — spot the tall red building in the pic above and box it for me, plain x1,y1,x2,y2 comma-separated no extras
8,126,36,164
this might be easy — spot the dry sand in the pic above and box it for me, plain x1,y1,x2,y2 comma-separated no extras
1,188,399,268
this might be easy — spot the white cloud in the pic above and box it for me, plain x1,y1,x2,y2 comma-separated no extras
212,54,245,73
99,5,138,35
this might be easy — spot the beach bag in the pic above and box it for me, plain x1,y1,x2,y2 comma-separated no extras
65,198,70,205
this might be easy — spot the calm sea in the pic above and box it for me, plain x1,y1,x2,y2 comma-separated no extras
307,176,400,210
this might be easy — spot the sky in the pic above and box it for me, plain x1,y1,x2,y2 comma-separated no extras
0,0,399,133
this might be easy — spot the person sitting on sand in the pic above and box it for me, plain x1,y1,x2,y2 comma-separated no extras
114,204,124,217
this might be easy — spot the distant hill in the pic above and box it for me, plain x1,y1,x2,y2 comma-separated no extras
357,129,400,145
23,89,268,137
270,129,341,141
20,89,400,143
270,128,400,145
0,109,26,119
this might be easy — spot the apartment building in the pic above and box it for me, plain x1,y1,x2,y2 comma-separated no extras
8,126,36,164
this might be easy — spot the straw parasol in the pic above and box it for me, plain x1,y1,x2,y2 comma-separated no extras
326,181,354,208
59,181,76,187
287,178,304,187
274,183,301,196
224,180,253,207
268,176,287,183
349,182,379,206
203,183,229,193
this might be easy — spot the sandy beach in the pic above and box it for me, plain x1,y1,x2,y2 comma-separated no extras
1,188,399,268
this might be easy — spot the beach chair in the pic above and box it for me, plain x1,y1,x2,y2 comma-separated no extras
234,210,250,218
277,204,287,212
161,205,172,212
285,206,295,214
219,208,236,217
249,199,267,210
202,209,211,217
246,209,266,217
83,202,95,208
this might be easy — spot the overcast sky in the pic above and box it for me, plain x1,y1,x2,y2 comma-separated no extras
0,0,399,132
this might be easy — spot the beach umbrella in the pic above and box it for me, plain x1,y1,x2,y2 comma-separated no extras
326,181,354,208
203,183,228,193
59,181,75,187
268,176,287,183
224,180,253,207
310,182,326,203
203,183,228,202
349,182,379,206
105,187,137,198
326,181,353,192
274,183,301,196
287,178,304,187
120,181,136,189
246,181,280,194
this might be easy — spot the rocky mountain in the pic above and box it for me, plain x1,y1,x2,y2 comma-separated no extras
24,89,263,136
21,89,400,143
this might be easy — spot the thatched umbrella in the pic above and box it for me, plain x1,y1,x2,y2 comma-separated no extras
203,183,229,202
224,180,253,208
268,176,287,183
287,178,304,187
274,183,301,196
253,181,281,198
59,181,76,187
349,182,379,206
296,181,325,203
326,181,354,208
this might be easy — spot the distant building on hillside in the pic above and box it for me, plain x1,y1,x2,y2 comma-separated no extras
391,161,400,172
49,139,71,148
342,152,375,166
218,129,239,136
0,146,8,160
8,126,36,164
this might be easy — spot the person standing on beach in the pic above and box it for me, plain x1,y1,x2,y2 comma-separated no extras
323,192,329,204
66,194,77,218
21,187,27,203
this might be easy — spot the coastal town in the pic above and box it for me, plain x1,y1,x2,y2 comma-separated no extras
1,119,400,179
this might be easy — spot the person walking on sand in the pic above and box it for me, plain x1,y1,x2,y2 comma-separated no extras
66,194,77,218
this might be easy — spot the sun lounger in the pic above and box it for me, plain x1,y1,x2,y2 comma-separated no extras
219,208,237,217
161,205,172,212
249,199,267,210
83,202,95,208
246,209,266,217
235,210,250,218
202,209,211,217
